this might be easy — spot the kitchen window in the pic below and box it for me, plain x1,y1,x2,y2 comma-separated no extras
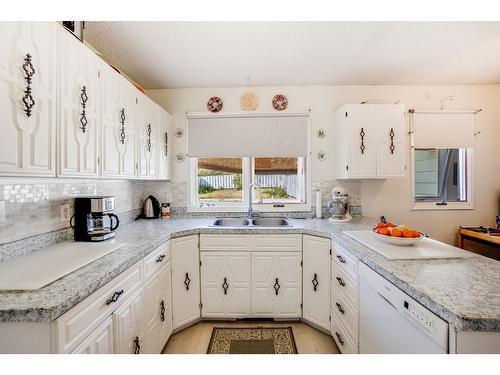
186,112,311,213
410,110,474,210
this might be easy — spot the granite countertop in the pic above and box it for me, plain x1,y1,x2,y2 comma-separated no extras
0,216,499,332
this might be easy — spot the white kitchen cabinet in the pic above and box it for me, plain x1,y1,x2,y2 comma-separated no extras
144,262,172,353
171,235,201,330
333,104,405,179
71,317,114,354
113,289,145,354
57,26,99,178
157,107,172,180
137,97,158,179
0,22,57,177
251,252,302,318
100,62,138,179
200,252,251,318
302,235,331,331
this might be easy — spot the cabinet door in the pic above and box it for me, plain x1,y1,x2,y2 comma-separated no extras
71,317,114,354
137,98,158,179
347,105,377,178
201,252,251,318
113,289,145,354
157,108,171,180
251,252,302,318
376,104,406,178
143,262,172,354
101,64,137,178
0,22,56,176
57,27,99,177
171,235,200,330
302,235,331,331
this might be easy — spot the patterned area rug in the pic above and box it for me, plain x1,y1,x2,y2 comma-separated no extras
207,327,298,354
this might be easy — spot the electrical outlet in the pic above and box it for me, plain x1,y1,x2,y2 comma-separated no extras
61,204,71,222
0,201,5,224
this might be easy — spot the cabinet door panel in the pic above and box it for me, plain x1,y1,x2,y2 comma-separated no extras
347,105,376,178
0,22,56,176
251,252,302,318
201,252,251,318
171,235,200,330
71,317,114,354
58,28,99,177
113,290,145,354
376,105,406,178
303,235,331,331
138,98,158,179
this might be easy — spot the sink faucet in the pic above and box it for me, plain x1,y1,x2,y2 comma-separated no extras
248,182,260,218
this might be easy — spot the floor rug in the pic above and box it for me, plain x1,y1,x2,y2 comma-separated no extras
207,327,298,354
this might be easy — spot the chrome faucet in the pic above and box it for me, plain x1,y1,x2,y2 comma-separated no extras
248,182,260,218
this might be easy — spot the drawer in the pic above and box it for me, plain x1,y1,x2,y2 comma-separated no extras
331,308,358,354
332,261,358,308
200,234,249,251
253,234,302,252
144,241,170,281
332,284,358,343
54,262,143,353
332,241,358,281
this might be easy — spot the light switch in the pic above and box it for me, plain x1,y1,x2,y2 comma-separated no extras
61,203,71,222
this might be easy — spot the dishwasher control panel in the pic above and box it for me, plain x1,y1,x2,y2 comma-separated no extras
402,299,439,334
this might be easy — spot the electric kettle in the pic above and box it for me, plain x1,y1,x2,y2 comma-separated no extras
141,195,161,219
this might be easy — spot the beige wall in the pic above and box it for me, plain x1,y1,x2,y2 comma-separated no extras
146,85,500,244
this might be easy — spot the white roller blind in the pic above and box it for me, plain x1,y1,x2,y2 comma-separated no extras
411,112,474,148
187,113,309,157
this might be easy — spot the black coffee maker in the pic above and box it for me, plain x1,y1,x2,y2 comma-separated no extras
72,196,120,241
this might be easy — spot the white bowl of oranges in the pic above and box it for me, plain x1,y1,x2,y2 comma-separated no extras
371,222,424,246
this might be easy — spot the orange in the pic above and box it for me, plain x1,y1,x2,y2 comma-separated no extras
379,228,390,236
412,231,420,238
386,222,396,228
388,227,402,237
402,229,414,238
376,222,387,229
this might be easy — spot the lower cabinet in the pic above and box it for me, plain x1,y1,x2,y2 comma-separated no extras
71,317,114,354
144,261,173,353
171,235,201,330
302,235,331,331
200,252,251,318
113,289,146,354
251,252,302,318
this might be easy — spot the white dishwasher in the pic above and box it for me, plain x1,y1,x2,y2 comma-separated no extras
359,263,449,354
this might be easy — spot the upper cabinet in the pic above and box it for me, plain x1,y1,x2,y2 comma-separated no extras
137,97,158,179
333,104,406,179
0,22,57,177
57,28,99,178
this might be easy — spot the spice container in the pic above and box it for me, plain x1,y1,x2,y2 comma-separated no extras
161,203,171,219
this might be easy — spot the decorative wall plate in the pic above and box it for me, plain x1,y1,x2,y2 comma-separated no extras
174,128,184,138
317,151,327,161
240,92,258,111
317,128,326,138
175,153,186,162
207,96,223,113
272,94,288,111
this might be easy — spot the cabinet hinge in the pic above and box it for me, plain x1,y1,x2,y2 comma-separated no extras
136,98,138,104
329,248,332,256
135,162,138,170
300,303,303,309
199,303,203,309
97,156,100,166
300,261,303,267
345,112,348,117
329,315,331,322
346,165,349,171
199,260,202,267
97,69,101,78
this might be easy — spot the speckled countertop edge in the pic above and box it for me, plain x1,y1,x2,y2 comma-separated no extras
0,216,499,332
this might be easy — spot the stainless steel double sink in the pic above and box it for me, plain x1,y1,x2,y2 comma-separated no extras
210,217,292,227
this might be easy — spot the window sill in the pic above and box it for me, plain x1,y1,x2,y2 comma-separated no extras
411,202,474,211
187,203,311,213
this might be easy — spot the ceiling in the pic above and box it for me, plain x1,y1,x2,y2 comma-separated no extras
84,22,500,89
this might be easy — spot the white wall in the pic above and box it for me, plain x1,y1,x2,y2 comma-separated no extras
146,85,500,244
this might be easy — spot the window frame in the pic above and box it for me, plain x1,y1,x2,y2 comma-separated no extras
410,148,474,211
188,156,311,213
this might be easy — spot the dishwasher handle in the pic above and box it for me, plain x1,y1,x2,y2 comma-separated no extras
377,292,397,310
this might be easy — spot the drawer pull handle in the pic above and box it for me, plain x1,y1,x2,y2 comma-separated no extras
119,108,126,144
133,336,141,354
105,289,124,305
156,254,166,263
160,300,165,322
184,272,191,291
335,332,344,346
336,302,345,314
80,86,88,133
336,276,346,287
336,255,346,264
222,277,229,295
312,273,319,292
273,278,281,295
22,53,36,117
146,123,152,152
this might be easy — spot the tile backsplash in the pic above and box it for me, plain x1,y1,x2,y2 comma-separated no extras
0,179,145,244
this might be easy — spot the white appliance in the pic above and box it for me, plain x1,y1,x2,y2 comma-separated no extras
327,187,352,222
344,230,472,259
359,262,449,354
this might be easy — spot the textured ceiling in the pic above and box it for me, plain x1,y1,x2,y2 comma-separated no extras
84,22,500,89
